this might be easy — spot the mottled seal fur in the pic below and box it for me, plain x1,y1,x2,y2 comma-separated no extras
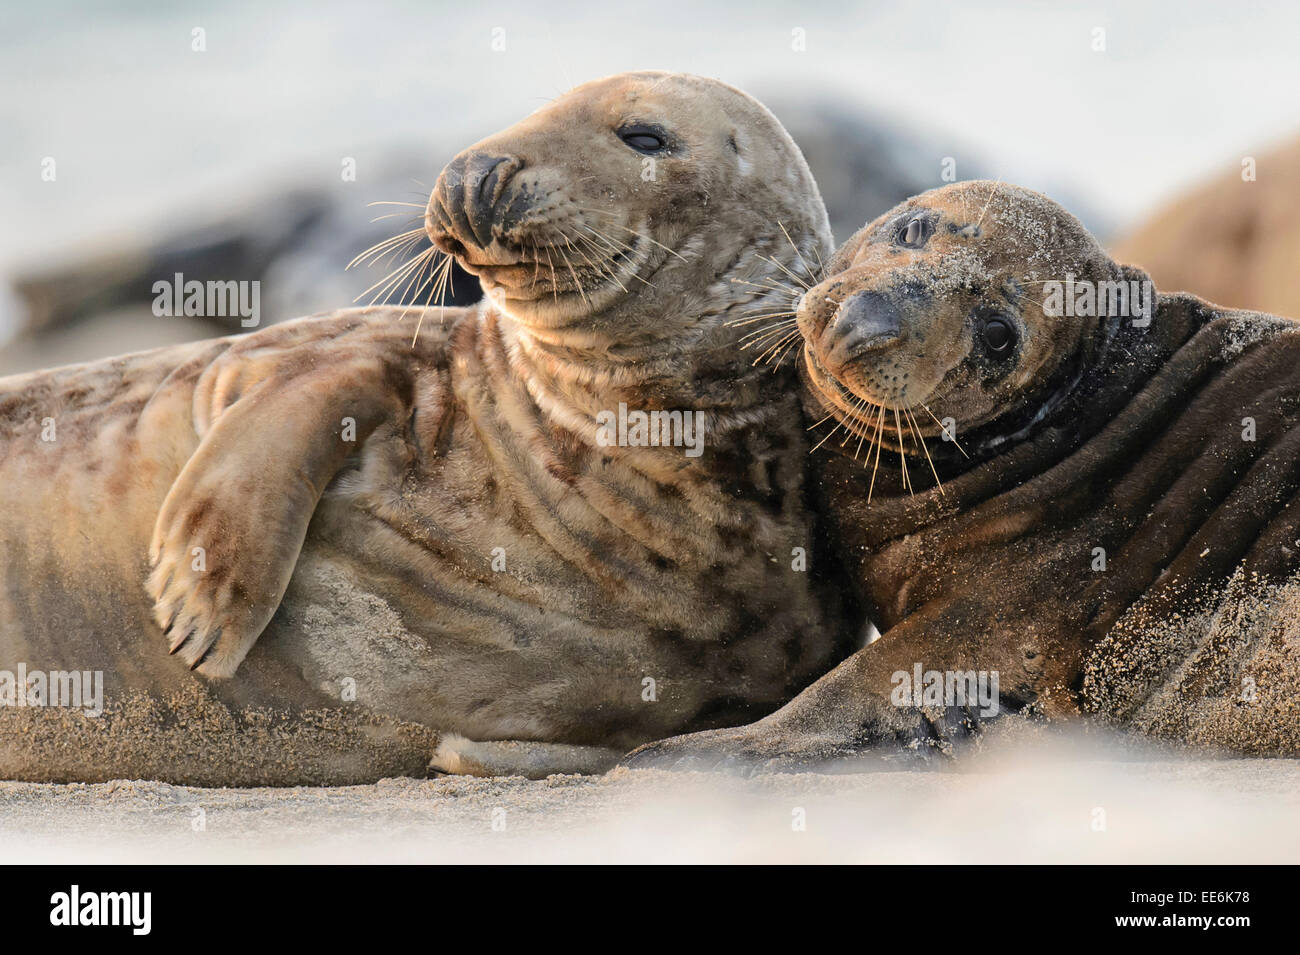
627,180,1300,770
0,72,849,784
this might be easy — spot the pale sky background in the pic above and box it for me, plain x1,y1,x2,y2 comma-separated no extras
3,0,1299,270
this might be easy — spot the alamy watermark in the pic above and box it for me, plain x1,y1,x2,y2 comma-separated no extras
152,272,260,327
1041,273,1153,327
596,402,705,457
0,664,103,717
891,663,1000,718
49,886,150,935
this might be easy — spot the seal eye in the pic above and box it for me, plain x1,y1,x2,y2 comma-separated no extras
897,216,931,249
618,124,668,154
981,317,1016,354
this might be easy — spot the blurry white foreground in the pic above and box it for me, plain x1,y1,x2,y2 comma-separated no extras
3,731,1297,863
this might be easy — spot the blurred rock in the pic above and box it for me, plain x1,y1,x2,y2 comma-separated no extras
1113,134,1300,319
13,191,331,338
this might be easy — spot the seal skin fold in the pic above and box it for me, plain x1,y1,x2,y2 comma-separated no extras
626,181,1300,772
0,72,856,785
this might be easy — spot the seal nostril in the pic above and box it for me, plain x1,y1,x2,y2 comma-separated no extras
477,157,508,208
463,153,518,248
435,234,468,259
432,152,521,251
832,292,903,349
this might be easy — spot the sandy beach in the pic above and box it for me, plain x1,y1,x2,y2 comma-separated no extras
5,732,1297,864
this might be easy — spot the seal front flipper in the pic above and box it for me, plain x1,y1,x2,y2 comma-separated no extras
622,614,1026,773
147,337,411,677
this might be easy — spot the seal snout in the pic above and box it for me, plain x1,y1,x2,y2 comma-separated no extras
824,291,904,368
428,150,524,255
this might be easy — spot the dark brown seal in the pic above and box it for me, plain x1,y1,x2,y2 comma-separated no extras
0,72,850,784
626,180,1300,770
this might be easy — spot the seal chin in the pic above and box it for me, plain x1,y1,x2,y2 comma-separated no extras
802,343,954,450
804,346,894,423
801,330,908,406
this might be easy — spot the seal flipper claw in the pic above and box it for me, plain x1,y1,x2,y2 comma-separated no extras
146,342,409,679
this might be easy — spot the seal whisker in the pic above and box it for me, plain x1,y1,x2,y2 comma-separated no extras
577,209,688,262
768,332,804,370
921,402,969,458
810,412,850,454
543,246,560,305
573,224,655,289
555,244,590,306
411,253,456,346
728,314,795,332
390,251,436,317
741,329,799,355
757,254,813,291
353,229,429,269
747,267,809,297
892,406,912,494
565,232,614,282
353,244,439,305
562,228,627,294
778,220,820,283
806,408,837,431
367,212,429,224
365,232,429,274
575,221,635,255
738,319,798,347
737,316,797,341
905,406,945,496
730,314,798,333
808,238,825,276
752,329,802,368
755,327,802,367
380,245,440,307
392,243,445,310
399,250,451,324
359,246,442,307
728,276,802,299
529,240,543,287
866,402,887,502
574,223,654,288
839,396,870,448
347,228,429,270
579,224,646,277
851,395,872,461
569,229,631,293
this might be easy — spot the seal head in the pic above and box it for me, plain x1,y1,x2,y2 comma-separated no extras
427,71,831,340
797,181,1144,457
